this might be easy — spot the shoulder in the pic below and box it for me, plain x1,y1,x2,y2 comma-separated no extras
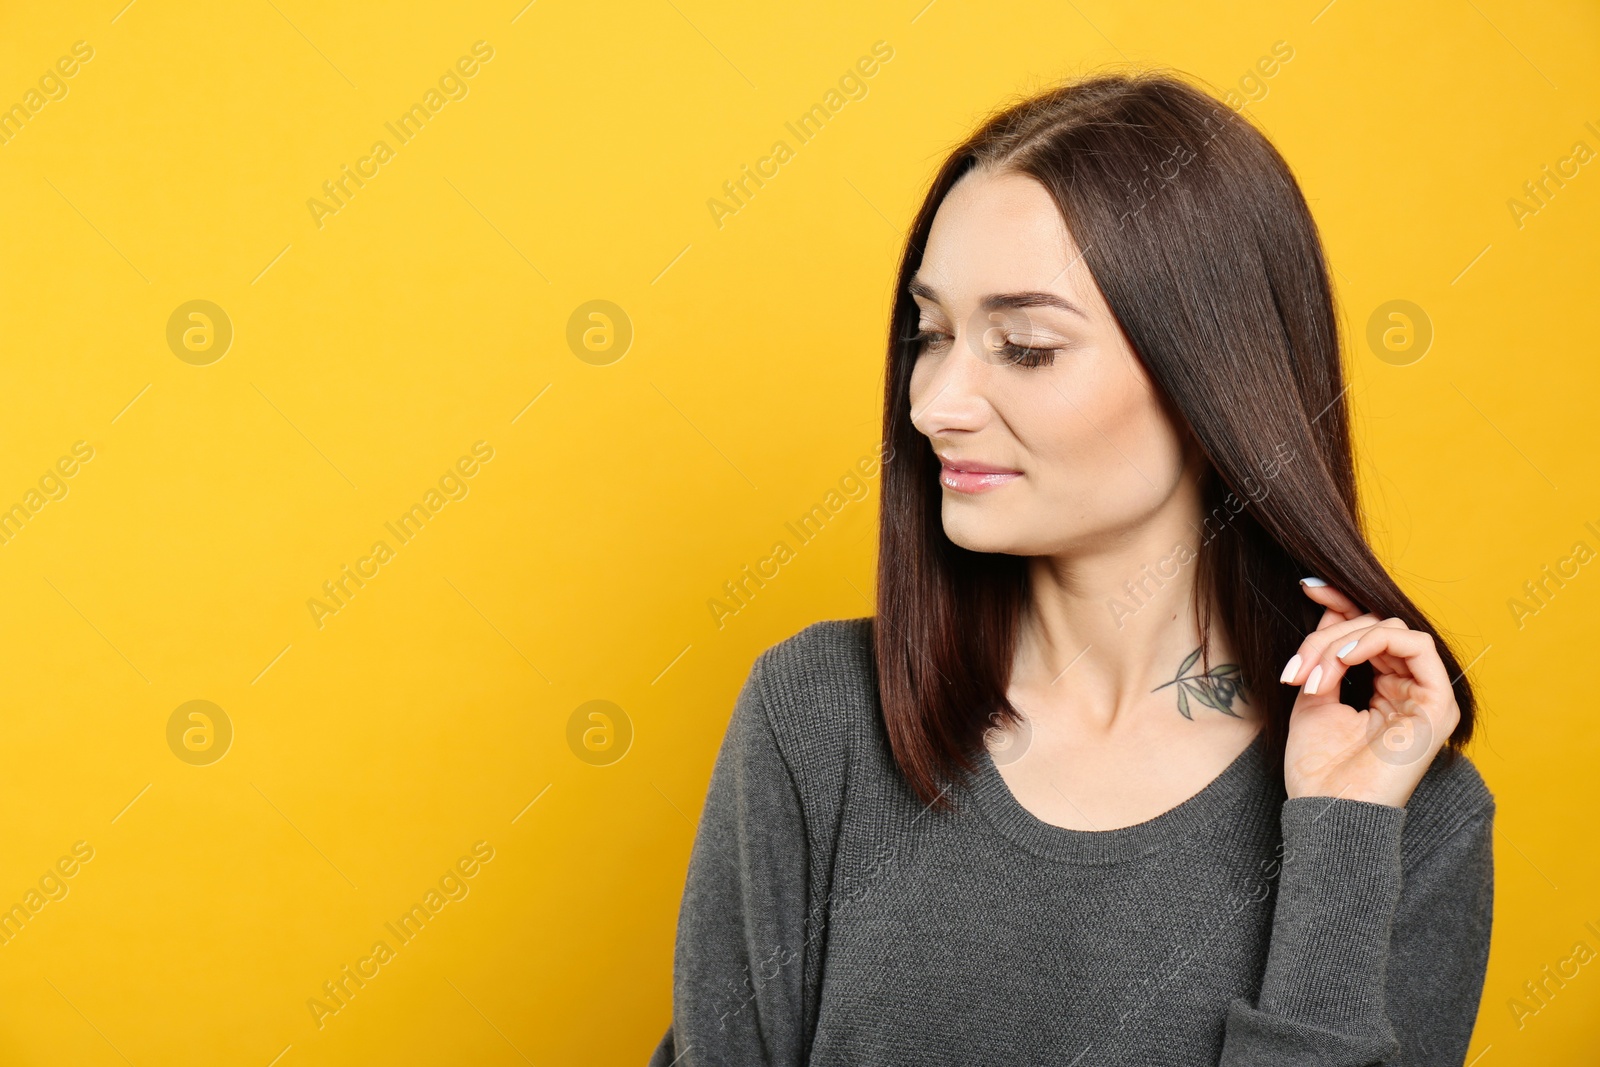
748,615,877,798
1399,745,1496,872
755,615,875,686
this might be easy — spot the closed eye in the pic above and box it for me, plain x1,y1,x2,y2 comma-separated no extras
905,328,1059,368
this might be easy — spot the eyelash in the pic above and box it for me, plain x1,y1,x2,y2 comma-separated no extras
904,328,1060,369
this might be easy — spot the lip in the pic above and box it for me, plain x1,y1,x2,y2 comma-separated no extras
936,454,1022,494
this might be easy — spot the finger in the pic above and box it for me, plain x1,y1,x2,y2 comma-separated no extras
1299,577,1365,627
1331,620,1459,697
1278,613,1388,686
1373,671,1417,705
1331,627,1459,742
1311,603,1346,634
1304,618,1410,697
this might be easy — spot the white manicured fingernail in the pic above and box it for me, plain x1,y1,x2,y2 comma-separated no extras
1300,577,1327,587
1305,664,1324,694
1279,653,1301,684
1336,639,1357,660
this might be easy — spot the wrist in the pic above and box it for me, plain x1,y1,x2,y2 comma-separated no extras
1286,784,1412,808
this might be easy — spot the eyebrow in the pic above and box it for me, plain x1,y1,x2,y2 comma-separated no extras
906,277,1089,319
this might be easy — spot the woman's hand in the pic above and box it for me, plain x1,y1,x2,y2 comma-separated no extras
1277,578,1462,807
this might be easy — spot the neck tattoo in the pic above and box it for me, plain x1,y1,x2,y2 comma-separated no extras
1150,647,1247,720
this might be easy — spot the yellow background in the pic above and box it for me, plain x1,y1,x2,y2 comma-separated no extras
0,0,1595,1062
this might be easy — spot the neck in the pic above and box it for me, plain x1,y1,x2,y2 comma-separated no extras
1009,477,1254,737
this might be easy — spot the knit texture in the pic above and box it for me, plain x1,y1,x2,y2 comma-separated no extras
650,617,1495,1066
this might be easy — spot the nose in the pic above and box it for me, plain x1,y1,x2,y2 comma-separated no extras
909,329,995,439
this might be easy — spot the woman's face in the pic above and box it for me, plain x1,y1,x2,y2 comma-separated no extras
907,166,1201,558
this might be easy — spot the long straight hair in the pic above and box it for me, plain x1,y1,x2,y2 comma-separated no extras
874,70,1479,812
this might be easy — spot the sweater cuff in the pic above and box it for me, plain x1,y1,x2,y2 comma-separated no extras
1257,796,1407,1029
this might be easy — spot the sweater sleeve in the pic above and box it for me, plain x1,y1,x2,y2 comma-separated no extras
648,656,813,1067
1218,793,1495,1065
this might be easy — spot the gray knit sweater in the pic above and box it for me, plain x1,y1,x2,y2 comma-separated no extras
649,617,1495,1065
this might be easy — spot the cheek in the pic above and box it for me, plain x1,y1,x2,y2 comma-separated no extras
1025,364,1183,493
1021,363,1128,461
1116,384,1187,473
1093,355,1186,469
907,356,934,411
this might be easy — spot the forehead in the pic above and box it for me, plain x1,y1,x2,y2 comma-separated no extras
915,168,1091,301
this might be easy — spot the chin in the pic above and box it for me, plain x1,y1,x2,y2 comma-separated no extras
940,508,1028,556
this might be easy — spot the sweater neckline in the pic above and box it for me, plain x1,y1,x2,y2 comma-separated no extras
966,728,1267,865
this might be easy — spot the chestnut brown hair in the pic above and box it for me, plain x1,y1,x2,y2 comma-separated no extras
874,70,1479,811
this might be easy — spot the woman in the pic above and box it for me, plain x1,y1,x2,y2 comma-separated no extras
651,70,1493,1066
